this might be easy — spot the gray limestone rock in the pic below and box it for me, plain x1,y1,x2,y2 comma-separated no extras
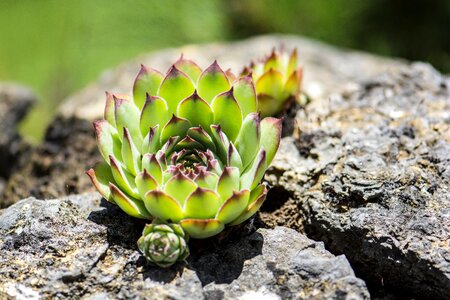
269,63,450,299
0,194,369,300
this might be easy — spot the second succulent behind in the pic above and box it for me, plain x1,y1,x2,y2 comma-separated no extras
242,48,303,117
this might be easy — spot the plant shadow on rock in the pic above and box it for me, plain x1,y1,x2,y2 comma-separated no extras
87,199,145,249
87,198,264,285
187,231,264,286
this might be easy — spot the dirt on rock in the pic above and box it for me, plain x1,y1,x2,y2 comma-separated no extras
1,116,101,207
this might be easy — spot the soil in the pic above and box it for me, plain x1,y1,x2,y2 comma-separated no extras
1,116,101,207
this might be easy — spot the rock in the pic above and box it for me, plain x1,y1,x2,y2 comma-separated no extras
1,117,99,207
269,63,450,299
0,83,35,180
0,194,369,300
58,35,405,122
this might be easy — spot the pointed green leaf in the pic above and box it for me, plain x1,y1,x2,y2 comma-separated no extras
104,92,116,126
216,189,250,224
260,117,282,166
197,61,230,103
212,89,242,142
216,167,240,201
161,136,180,156
121,128,141,176
256,69,284,100
249,183,267,205
227,142,243,170
207,158,223,175
240,148,267,190
180,219,224,239
257,94,280,118
233,75,257,117
142,125,160,154
144,190,184,222
160,115,191,145
94,120,122,163
133,65,164,109
187,127,216,152
164,173,197,206
210,125,230,163
194,170,219,189
235,113,260,169
155,150,167,170
158,65,195,114
284,68,302,96
135,170,158,199
110,183,151,219
142,153,163,184
110,156,140,199
287,49,298,75
114,97,142,149
183,188,221,219
174,55,202,83
225,68,237,82
177,91,213,129
229,187,267,226
86,163,115,202
173,136,205,152
140,95,169,135
264,50,279,72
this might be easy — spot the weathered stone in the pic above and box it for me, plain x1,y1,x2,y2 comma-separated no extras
1,117,99,207
0,194,369,300
0,83,35,179
269,63,450,299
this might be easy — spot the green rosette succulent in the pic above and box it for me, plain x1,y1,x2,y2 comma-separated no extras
242,48,303,117
87,57,282,267
137,221,189,268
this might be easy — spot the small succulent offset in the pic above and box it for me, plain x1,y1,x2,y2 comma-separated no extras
242,48,303,118
137,222,189,268
87,56,282,267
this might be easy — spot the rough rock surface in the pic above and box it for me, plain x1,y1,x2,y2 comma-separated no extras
1,117,98,207
0,194,369,300
0,83,35,187
268,63,450,299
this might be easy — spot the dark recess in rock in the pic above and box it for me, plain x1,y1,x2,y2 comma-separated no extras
0,83,35,179
1,116,101,207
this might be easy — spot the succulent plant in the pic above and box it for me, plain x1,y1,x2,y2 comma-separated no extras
242,48,303,117
87,57,282,267
137,221,189,268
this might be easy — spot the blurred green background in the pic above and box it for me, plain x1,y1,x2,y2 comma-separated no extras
0,0,449,141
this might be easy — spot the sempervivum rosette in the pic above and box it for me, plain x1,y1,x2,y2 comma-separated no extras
242,48,303,117
87,57,282,267
137,222,189,268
